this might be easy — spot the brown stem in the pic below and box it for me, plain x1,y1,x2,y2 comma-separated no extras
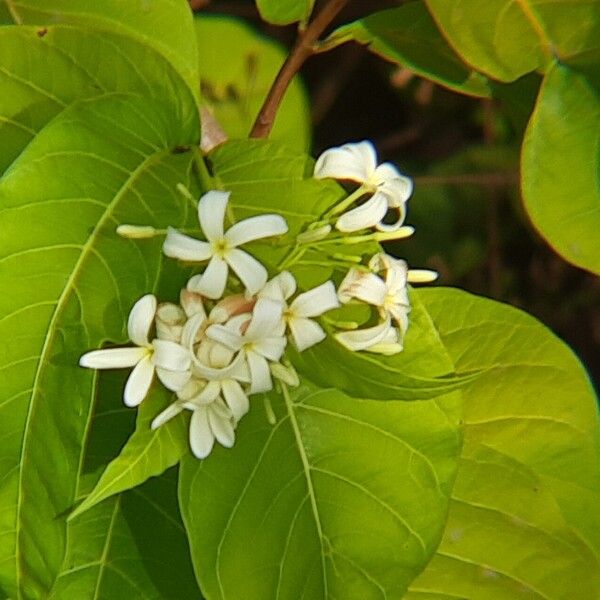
249,0,349,139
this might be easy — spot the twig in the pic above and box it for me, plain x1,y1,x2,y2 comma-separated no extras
249,0,349,139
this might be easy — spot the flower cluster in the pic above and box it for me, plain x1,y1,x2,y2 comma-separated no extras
81,190,339,458
80,140,436,459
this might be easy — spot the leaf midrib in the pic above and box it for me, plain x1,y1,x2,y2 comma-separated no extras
13,146,174,598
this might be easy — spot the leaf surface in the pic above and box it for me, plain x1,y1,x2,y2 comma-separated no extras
2,0,199,100
406,288,600,598
178,289,462,599
0,25,198,175
180,382,461,599
425,0,600,81
70,390,189,518
522,54,600,275
0,93,198,597
255,0,314,25
195,15,310,149
51,471,199,599
328,3,490,97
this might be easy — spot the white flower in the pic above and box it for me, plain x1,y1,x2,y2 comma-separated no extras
206,298,286,393
79,295,191,407
334,317,402,355
314,141,413,233
163,190,288,299
192,338,251,422
151,380,235,460
260,272,339,351
338,258,410,332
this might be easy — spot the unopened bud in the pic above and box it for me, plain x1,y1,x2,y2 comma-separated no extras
270,362,300,387
373,226,415,242
407,269,438,283
116,224,157,239
296,224,331,244
156,303,186,342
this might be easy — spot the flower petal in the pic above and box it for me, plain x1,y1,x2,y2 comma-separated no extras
181,312,206,349
253,336,287,362
383,255,408,295
152,339,191,371
198,190,229,242
314,141,377,183
163,227,212,262
151,402,184,430
221,379,249,422
127,294,156,347
245,297,284,341
259,271,296,302
192,347,246,381
180,289,207,318
374,163,413,204
374,205,406,233
247,351,272,394
334,318,394,352
225,214,288,247
338,270,387,306
155,302,186,342
291,281,339,318
289,317,326,352
224,248,267,295
335,192,388,232
189,407,214,459
188,255,228,300
124,355,155,407
156,367,191,392
208,403,235,448
79,346,148,369
205,324,243,352
192,379,221,405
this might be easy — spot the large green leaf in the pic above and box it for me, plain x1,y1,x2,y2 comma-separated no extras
522,54,600,275
425,0,600,81
51,360,199,598
210,139,343,240
1,0,199,100
178,288,462,599
195,15,310,150
0,25,198,175
70,390,189,519
0,93,198,597
180,383,461,599
327,3,490,97
51,471,200,599
255,0,314,25
290,289,479,400
406,288,600,598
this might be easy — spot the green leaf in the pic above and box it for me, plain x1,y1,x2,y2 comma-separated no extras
290,290,479,400
2,0,199,101
70,389,189,519
0,25,198,175
522,54,600,275
407,288,600,598
0,93,198,597
50,470,200,598
327,3,490,97
425,0,600,81
195,15,310,150
255,0,314,25
210,139,343,240
179,381,461,599
51,355,199,598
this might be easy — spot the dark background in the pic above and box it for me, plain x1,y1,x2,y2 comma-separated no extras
193,0,600,388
